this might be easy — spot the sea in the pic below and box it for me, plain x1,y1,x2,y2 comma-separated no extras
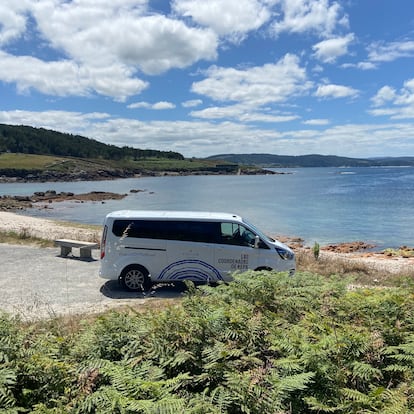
1,166,413,249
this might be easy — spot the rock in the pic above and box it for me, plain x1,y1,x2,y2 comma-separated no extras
322,241,376,253
0,191,128,211
14,196,32,202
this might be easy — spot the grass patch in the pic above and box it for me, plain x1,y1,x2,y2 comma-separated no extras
0,153,238,175
383,247,414,258
0,153,67,169
113,156,239,172
53,220,101,232
0,229,53,247
296,248,414,286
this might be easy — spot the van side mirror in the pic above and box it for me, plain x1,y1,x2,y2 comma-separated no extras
254,236,260,249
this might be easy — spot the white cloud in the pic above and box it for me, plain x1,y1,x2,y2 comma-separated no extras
190,104,298,123
303,118,330,125
0,0,218,100
190,105,246,120
128,101,176,110
172,0,271,43
270,0,348,38
371,86,397,107
367,40,414,63
192,54,311,106
31,1,218,75
315,84,359,99
0,110,111,135
0,51,148,101
370,79,414,119
341,61,377,70
313,33,354,63
182,99,203,108
0,2,31,45
394,79,414,105
128,102,151,109
152,101,176,110
344,39,414,72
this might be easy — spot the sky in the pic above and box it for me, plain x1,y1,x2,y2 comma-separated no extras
1,0,414,158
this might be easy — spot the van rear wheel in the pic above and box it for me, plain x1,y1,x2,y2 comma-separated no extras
120,265,151,292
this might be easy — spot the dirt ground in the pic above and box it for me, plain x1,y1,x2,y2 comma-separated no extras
0,243,185,320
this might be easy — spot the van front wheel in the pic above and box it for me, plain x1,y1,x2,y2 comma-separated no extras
120,265,151,292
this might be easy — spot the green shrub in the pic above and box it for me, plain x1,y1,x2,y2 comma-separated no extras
313,242,320,260
2,271,414,413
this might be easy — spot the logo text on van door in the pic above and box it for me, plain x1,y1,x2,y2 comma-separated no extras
218,254,249,271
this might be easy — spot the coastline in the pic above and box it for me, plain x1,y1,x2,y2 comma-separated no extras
1,168,413,250
1,210,413,277
0,167,276,184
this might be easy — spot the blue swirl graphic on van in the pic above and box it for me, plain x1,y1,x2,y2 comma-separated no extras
159,260,223,282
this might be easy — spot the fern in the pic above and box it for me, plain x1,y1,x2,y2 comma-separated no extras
4,271,414,412
340,387,372,404
350,361,382,382
0,367,16,409
304,396,347,412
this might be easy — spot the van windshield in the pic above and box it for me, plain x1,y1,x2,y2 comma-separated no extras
242,219,274,243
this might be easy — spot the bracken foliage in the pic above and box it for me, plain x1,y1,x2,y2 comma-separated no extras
2,271,414,413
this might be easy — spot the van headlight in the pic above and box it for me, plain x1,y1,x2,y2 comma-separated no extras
276,247,294,261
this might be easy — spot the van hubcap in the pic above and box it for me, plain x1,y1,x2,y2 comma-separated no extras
124,269,145,290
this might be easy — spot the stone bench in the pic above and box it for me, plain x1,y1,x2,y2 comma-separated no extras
54,239,99,259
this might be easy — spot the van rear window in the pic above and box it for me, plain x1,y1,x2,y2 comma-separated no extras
112,219,220,243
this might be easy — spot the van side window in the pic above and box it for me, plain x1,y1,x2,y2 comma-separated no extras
112,220,220,243
220,223,257,247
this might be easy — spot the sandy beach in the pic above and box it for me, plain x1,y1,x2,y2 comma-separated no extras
0,211,101,242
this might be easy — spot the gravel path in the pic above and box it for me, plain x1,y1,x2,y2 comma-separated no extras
0,243,184,320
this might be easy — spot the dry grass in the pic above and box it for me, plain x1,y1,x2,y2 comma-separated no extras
296,248,414,286
0,228,54,247
21,297,182,335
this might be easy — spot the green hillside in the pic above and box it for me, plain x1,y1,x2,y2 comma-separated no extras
0,124,243,180
0,123,183,161
206,153,414,167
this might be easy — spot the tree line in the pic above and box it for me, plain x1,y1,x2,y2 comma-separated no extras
0,124,184,161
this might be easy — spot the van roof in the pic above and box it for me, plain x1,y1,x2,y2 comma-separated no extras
105,210,243,222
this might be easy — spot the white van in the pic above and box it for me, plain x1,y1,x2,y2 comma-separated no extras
99,210,295,291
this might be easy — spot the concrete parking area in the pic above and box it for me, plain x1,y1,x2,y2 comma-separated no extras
0,244,184,319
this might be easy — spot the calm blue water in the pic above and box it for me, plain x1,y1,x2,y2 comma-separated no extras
1,167,413,248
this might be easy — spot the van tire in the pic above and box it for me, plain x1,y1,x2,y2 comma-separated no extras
120,265,151,292
255,266,272,272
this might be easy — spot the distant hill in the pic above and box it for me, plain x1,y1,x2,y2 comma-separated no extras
205,153,414,167
0,123,184,161
0,124,269,182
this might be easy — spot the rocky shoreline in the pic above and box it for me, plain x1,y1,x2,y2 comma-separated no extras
0,190,127,211
0,168,135,183
0,167,283,183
